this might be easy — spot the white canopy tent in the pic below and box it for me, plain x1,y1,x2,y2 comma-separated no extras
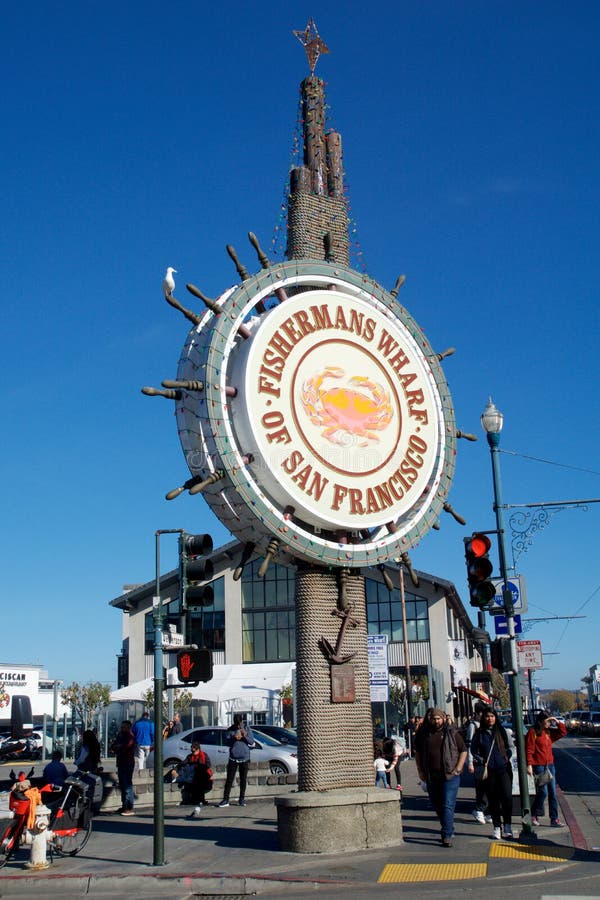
110,663,295,726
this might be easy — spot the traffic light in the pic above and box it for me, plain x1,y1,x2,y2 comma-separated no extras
464,533,496,609
180,532,214,610
490,638,513,673
176,648,213,684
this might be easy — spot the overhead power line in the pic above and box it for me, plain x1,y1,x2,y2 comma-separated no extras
499,448,600,477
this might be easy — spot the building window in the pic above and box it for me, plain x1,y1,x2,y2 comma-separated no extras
365,576,429,643
446,603,454,638
241,560,295,662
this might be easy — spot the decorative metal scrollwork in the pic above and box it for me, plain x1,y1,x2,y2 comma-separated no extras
508,502,591,568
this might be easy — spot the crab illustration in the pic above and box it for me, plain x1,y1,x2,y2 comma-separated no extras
301,366,393,446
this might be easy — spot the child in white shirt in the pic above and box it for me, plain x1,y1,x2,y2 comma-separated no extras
374,749,392,787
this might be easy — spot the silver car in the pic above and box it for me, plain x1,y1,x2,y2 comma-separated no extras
148,726,298,775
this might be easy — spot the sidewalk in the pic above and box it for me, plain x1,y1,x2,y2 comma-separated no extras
1,758,598,896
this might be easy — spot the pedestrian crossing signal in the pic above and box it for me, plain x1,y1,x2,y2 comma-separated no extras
176,649,213,684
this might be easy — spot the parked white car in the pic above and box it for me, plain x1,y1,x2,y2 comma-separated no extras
147,726,298,775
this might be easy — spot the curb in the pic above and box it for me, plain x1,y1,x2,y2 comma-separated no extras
557,785,588,851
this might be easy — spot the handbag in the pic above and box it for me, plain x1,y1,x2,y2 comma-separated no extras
473,739,495,781
535,766,553,786
176,763,196,785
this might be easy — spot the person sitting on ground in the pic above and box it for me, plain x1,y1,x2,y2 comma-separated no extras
172,741,213,818
43,749,69,786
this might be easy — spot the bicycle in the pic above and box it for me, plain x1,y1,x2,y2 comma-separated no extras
0,773,93,867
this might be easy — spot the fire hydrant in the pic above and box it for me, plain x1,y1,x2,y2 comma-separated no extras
24,804,54,870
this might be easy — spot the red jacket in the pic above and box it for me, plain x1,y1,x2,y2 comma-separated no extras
525,721,566,766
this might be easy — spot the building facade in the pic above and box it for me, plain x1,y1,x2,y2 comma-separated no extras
110,541,483,727
0,664,68,730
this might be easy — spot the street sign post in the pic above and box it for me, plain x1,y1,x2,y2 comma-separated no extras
162,629,184,650
516,640,543,669
367,634,389,702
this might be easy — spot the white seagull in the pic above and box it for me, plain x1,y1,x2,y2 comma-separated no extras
162,266,177,297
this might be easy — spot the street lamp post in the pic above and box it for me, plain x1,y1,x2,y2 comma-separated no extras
481,398,534,840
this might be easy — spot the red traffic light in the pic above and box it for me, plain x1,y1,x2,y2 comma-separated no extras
467,533,491,557
464,532,495,609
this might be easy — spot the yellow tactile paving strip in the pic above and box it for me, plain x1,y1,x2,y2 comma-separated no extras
378,841,575,883
489,842,574,861
378,863,487,883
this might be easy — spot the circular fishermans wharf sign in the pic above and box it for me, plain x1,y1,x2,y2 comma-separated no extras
175,260,456,567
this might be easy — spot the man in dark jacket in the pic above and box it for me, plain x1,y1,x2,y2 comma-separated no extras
415,708,467,847
218,715,254,808
111,720,136,816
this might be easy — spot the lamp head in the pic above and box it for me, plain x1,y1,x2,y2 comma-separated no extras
481,397,503,435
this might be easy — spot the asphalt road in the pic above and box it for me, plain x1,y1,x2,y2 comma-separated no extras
554,734,600,794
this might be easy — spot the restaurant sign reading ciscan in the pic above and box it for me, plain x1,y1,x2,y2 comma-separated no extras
175,260,456,567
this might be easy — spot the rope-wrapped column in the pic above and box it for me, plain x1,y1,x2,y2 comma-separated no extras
295,569,373,791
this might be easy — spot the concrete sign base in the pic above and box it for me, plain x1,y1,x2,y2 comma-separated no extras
275,787,403,853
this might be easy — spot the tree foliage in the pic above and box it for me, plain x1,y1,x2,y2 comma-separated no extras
543,689,577,713
61,682,112,728
490,670,510,708
141,686,193,716
388,673,430,714
279,683,293,702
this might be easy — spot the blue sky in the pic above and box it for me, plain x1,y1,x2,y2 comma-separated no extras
2,2,598,693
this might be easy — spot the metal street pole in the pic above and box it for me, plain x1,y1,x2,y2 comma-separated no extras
399,566,414,723
482,399,534,841
152,528,182,866
153,530,165,866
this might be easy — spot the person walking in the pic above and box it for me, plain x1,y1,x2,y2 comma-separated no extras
111,720,136,816
526,711,567,827
218,714,254,808
374,748,392,787
132,710,154,771
470,707,513,840
414,708,467,847
465,702,490,824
